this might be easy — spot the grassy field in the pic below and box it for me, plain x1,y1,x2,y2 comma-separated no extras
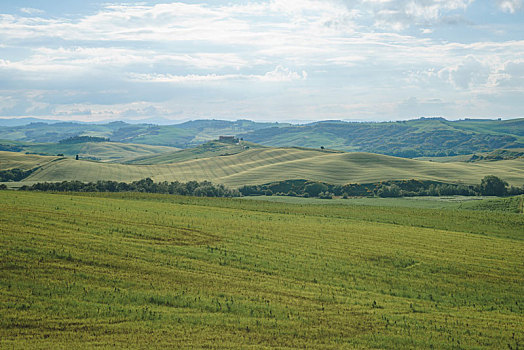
0,191,522,349
2,148,524,188
0,152,61,171
125,140,264,165
243,194,524,210
0,141,179,163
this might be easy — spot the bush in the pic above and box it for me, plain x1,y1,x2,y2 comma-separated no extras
318,191,333,199
376,184,402,198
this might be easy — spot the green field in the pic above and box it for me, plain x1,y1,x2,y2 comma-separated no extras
244,194,524,211
2,147,524,189
0,191,522,348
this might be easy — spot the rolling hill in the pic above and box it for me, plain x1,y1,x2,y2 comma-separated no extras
1,118,523,157
125,140,264,165
0,119,284,148
0,140,179,163
239,118,524,157
2,145,523,188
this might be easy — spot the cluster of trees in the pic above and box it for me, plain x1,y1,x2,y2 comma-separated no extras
18,178,241,197
59,136,109,144
239,176,523,198
468,150,524,162
0,168,34,182
0,144,23,152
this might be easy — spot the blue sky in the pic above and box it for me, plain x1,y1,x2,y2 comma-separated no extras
0,0,523,122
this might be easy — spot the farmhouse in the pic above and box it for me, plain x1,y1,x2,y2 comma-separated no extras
218,136,239,144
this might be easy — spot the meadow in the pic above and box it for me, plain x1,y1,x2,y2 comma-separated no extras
1,191,522,348
0,141,178,163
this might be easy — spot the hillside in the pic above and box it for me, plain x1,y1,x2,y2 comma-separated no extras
239,118,524,157
0,152,61,171
1,118,522,157
0,140,178,162
126,140,264,165
2,146,523,188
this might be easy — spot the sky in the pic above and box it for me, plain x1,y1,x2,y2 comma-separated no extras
0,0,523,123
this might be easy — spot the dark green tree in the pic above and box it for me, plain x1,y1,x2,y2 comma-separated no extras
304,182,328,197
479,175,508,196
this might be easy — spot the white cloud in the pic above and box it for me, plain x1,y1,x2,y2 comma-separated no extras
0,1,522,121
342,0,474,30
498,0,523,13
440,56,491,89
493,59,524,88
260,65,308,82
128,66,307,83
20,8,45,15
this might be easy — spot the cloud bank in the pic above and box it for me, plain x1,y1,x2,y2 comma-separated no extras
0,0,522,121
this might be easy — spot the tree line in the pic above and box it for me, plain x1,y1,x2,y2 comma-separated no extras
59,136,109,144
16,178,241,197
239,176,523,198
2,174,521,199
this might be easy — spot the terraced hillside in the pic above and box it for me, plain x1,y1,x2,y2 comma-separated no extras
2,146,523,188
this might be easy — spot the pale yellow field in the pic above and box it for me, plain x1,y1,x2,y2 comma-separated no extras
73,142,179,162
0,152,61,170
2,148,523,188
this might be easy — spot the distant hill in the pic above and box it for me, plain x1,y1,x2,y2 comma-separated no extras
0,118,522,157
0,121,125,143
2,145,523,188
417,148,524,163
0,140,178,163
0,118,65,126
0,119,285,148
239,118,524,157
